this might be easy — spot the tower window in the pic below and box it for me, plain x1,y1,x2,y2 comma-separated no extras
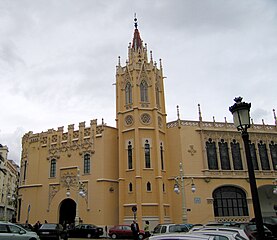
160,143,164,170
125,82,132,105
140,80,148,102
145,140,151,168
128,142,133,169
129,182,133,192
147,182,151,191
50,159,56,178
84,153,91,174
156,85,160,108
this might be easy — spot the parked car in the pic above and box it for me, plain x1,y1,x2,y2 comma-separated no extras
152,223,191,235
108,224,145,239
15,223,35,232
0,221,40,240
66,223,103,238
239,223,274,240
146,233,214,240
250,216,277,238
189,226,249,240
37,223,67,240
192,230,248,240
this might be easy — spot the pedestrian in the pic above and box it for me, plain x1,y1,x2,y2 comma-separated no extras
33,221,41,233
144,220,150,237
131,220,139,240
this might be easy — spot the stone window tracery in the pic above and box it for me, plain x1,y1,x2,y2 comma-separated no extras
269,141,277,170
84,153,90,174
141,113,151,124
231,140,243,170
144,140,151,168
50,159,56,178
249,142,259,170
219,139,231,170
125,82,132,105
206,138,218,170
258,141,270,170
140,80,148,102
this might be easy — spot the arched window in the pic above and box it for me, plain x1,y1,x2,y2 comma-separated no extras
84,153,90,174
249,141,259,170
206,138,218,170
125,82,132,105
129,182,133,192
231,140,243,170
219,139,231,170
145,140,151,168
163,183,165,192
140,80,148,102
128,141,133,169
147,182,151,191
160,143,164,170
155,85,160,108
258,141,270,170
50,159,56,178
269,141,277,170
213,186,248,217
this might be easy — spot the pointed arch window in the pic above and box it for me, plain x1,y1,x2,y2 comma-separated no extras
147,182,151,192
155,85,160,108
160,143,164,170
84,153,91,174
213,186,248,217
219,139,231,170
144,140,151,168
231,140,243,170
249,142,259,170
258,141,270,170
128,141,133,169
129,182,133,192
50,159,56,178
269,141,277,170
206,138,218,170
140,80,148,102
125,82,132,105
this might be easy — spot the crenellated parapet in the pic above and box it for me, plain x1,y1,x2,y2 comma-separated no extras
21,119,106,161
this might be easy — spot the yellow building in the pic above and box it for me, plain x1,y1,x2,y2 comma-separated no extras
18,19,277,230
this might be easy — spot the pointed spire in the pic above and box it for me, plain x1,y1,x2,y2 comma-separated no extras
132,14,142,50
273,109,276,126
198,104,202,122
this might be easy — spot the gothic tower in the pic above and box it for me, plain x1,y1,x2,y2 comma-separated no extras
116,18,170,225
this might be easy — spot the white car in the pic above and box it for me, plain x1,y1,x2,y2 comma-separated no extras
192,230,248,240
147,233,215,240
0,221,40,240
189,226,249,240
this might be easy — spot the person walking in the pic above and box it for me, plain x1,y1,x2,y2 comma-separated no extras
131,220,139,240
144,220,150,237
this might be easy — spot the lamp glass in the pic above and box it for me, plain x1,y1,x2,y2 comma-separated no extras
233,108,250,131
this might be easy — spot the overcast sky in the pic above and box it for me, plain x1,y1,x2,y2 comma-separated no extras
1,0,277,165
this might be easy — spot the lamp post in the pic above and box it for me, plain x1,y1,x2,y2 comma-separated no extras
65,168,86,226
173,162,196,223
229,97,264,240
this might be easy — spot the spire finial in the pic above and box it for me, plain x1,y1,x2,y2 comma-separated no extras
273,109,276,126
177,105,180,120
198,104,202,122
134,13,138,29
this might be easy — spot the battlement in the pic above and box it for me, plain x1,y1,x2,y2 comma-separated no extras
22,119,106,145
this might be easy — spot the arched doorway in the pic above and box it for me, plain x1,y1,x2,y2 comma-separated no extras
59,198,76,226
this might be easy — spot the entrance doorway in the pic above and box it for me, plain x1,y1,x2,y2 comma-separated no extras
59,198,76,226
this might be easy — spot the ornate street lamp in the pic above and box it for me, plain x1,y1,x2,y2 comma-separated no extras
229,97,264,240
173,162,196,223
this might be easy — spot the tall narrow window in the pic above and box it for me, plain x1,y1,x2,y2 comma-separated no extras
125,82,132,105
146,182,151,191
140,80,148,102
156,85,160,108
50,159,56,178
213,186,248,217
145,140,151,168
206,138,218,170
23,160,27,181
249,142,259,170
258,141,270,170
231,140,243,170
269,141,277,170
219,139,231,170
129,182,133,192
84,153,91,174
160,143,164,170
128,141,133,169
